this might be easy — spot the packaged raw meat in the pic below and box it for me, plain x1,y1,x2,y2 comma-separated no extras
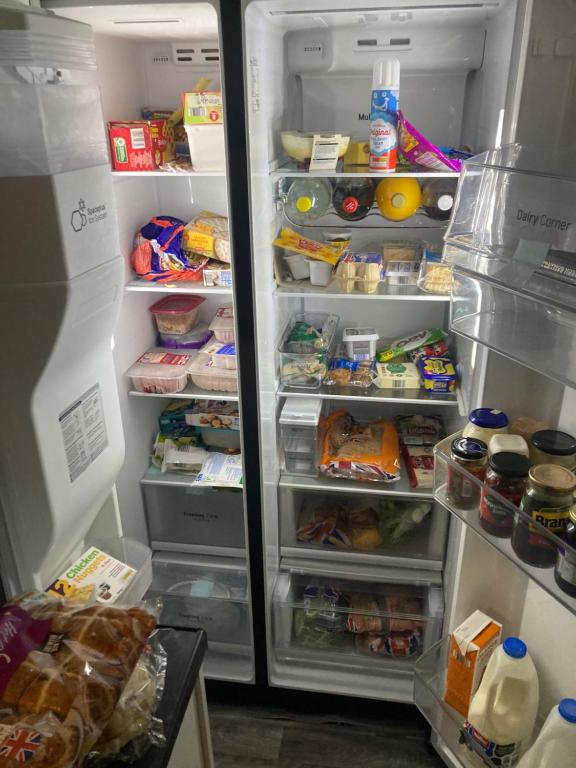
149,295,205,335
127,349,194,394
318,411,401,483
209,305,235,343
0,592,155,768
188,357,238,392
346,592,424,635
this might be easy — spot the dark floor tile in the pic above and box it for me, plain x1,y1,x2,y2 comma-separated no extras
210,716,283,762
214,756,277,768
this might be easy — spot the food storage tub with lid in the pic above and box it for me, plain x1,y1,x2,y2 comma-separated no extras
279,312,339,389
127,349,194,394
209,305,235,342
149,295,205,335
199,340,237,370
189,357,238,392
342,328,379,361
280,397,323,475
159,323,212,350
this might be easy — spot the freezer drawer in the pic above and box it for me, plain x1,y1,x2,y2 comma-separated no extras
148,553,251,646
272,572,443,674
279,487,448,569
142,483,245,550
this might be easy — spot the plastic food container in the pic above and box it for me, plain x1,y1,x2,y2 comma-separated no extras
342,328,379,361
159,323,212,350
185,124,226,171
201,428,241,450
189,357,238,392
209,305,235,343
280,397,323,476
280,131,350,163
285,253,310,280
127,349,193,394
149,295,205,335
279,312,339,389
307,259,333,286
199,340,237,370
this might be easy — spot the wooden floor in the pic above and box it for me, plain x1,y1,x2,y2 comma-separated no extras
209,703,445,768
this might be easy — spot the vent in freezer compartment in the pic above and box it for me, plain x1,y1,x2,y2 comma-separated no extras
354,37,412,51
171,42,220,66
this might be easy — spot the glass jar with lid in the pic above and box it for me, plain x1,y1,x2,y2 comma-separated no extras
511,464,576,568
530,430,576,471
479,452,530,538
447,436,488,510
555,507,576,597
462,408,509,445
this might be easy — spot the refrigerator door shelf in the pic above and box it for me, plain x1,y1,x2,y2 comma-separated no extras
434,432,576,617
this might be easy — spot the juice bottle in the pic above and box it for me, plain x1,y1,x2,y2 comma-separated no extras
332,178,375,221
285,178,332,225
463,637,539,767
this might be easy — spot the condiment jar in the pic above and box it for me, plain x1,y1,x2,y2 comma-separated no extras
480,452,530,538
462,409,509,445
488,433,529,459
448,437,488,510
530,430,576,471
555,507,576,597
512,464,576,568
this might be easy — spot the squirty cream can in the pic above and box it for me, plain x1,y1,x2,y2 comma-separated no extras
369,58,400,172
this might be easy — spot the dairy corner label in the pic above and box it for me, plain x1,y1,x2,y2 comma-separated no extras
45,547,136,604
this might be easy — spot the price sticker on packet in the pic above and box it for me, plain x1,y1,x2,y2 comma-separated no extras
309,133,343,172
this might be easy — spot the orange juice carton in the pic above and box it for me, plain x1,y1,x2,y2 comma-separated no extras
445,610,502,717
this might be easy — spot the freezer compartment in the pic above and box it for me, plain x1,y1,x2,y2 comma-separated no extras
142,481,246,552
450,267,576,389
279,487,447,569
434,433,576,617
148,553,250,645
272,572,443,674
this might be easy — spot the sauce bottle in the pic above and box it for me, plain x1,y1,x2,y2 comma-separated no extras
462,408,509,445
555,506,576,596
511,464,576,568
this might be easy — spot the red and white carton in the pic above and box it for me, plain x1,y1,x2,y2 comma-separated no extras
108,120,174,171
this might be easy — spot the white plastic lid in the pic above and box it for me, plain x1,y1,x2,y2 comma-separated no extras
127,348,194,380
280,397,323,426
189,357,238,381
372,58,400,90
342,327,379,342
437,194,454,211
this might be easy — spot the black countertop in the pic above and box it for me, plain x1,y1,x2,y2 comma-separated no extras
128,626,208,768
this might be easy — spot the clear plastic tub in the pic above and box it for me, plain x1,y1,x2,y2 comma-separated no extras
342,328,379,361
199,340,237,370
127,348,194,394
209,305,235,342
149,295,205,335
189,357,238,392
159,323,212,350
280,397,322,475
91,536,153,604
284,436,317,475
279,312,339,389
201,428,241,450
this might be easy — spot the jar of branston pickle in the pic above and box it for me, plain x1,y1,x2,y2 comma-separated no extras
511,464,576,568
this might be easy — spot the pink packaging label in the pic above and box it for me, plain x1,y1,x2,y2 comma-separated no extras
139,352,191,366
0,606,52,696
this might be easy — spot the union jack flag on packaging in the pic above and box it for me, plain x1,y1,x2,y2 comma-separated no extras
0,730,43,763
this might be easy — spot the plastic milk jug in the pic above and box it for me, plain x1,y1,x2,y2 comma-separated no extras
463,637,539,767
517,698,576,768
369,58,400,172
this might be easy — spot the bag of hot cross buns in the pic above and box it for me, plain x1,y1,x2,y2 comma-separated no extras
0,592,156,768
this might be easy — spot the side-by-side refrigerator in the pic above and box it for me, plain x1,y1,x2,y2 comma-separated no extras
0,0,263,686
242,0,576,763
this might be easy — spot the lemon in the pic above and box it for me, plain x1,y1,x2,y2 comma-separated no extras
375,177,422,221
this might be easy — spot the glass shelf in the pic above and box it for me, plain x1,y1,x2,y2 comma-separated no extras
128,384,239,402
126,278,232,295
279,383,458,406
275,281,450,301
271,159,459,180
112,169,226,178
434,432,576,617
450,267,576,388
280,467,434,500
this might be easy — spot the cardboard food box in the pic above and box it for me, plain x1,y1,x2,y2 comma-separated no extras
108,119,174,171
445,610,502,717
45,547,136,604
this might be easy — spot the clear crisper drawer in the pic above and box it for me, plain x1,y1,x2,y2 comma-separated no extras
434,432,576,616
148,553,251,645
272,572,443,672
142,482,245,552
450,267,576,388
445,145,576,315
279,487,448,569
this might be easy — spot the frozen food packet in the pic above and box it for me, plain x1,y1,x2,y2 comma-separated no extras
398,111,463,172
